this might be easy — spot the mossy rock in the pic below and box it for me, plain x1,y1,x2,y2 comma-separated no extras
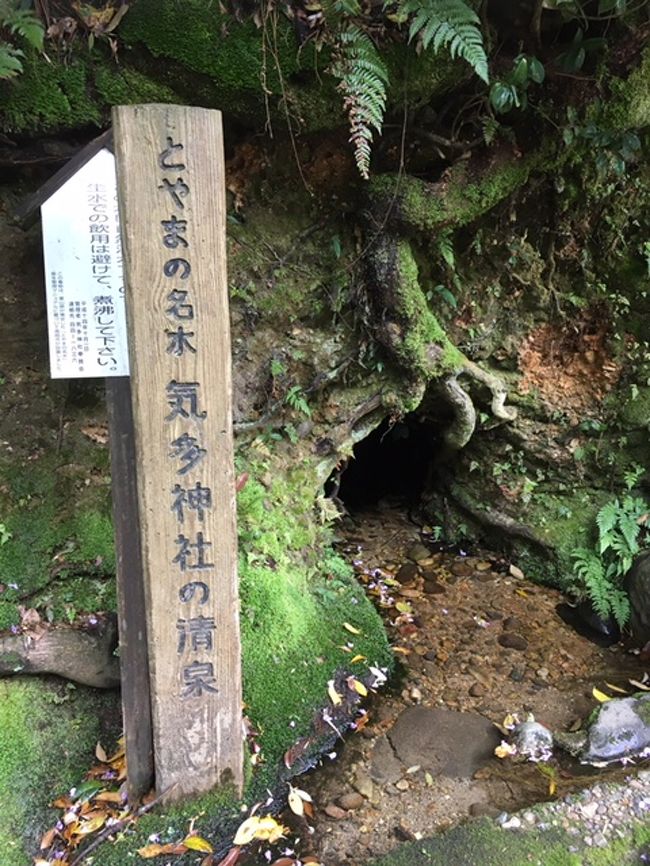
0,0,466,135
0,677,120,866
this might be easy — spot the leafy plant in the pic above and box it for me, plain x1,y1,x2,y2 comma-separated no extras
0,1,44,79
571,468,649,627
327,0,488,177
285,385,311,418
397,0,488,83
331,24,389,180
0,522,11,546
490,54,544,114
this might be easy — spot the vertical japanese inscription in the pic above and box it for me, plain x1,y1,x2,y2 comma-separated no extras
113,106,242,799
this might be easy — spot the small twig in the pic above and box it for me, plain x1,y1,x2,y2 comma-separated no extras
69,786,177,866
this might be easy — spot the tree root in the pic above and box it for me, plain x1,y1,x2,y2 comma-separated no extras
0,614,120,688
440,360,518,450
448,488,554,554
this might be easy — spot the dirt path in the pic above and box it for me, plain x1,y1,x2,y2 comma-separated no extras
284,505,649,865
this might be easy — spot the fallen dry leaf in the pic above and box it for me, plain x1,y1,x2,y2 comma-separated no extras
183,834,214,853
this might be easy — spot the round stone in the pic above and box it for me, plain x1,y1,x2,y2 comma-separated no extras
498,632,529,651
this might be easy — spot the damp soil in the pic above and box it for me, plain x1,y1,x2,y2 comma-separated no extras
268,504,650,866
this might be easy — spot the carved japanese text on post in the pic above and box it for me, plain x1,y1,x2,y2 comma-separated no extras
113,105,242,798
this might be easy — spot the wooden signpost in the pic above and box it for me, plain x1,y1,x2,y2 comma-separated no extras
112,105,243,798
21,105,243,802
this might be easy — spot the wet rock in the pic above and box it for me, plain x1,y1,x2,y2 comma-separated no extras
370,734,404,784
423,580,445,595
513,720,554,762
485,610,503,621
396,562,419,585
338,792,364,811
498,632,528,651
387,706,500,779
469,802,502,818
626,550,650,646
423,650,437,662
324,803,347,819
406,543,431,563
450,560,473,577
555,693,650,765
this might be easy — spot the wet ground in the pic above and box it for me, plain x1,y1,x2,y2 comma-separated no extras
273,504,650,866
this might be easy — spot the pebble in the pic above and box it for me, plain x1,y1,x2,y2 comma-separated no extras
509,564,525,579
407,543,431,563
396,563,419,585
338,792,365,811
423,580,446,595
503,616,523,632
395,779,410,791
324,803,347,819
450,561,474,577
498,632,529,651
509,667,525,681
469,683,486,697
353,769,375,801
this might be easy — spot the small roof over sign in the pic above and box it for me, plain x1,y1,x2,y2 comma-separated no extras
14,128,113,228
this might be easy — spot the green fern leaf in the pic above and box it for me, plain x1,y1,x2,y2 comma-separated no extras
397,0,489,83
0,41,23,78
609,590,630,629
4,8,44,51
596,500,618,539
331,26,388,179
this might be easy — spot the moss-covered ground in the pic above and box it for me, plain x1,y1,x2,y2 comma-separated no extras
0,678,120,866
370,818,650,866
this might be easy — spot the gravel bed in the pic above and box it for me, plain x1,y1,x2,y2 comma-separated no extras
499,769,650,851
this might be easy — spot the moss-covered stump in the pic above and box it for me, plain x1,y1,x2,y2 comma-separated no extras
0,677,120,866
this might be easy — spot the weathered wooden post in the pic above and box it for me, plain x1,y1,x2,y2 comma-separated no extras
112,105,243,798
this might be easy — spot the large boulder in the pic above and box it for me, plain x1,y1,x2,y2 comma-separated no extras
625,551,650,647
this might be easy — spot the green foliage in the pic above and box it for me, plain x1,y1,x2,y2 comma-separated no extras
563,107,642,177
397,0,488,83
570,467,649,627
331,25,389,180
490,54,544,114
0,1,43,80
285,384,312,417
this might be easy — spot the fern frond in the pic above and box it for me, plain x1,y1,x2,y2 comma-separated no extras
3,7,44,51
396,0,488,83
609,590,630,630
596,500,618,539
331,25,388,179
0,41,23,78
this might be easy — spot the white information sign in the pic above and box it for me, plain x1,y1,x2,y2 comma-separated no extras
41,148,129,378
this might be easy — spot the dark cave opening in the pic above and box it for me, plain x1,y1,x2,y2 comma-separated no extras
328,414,443,511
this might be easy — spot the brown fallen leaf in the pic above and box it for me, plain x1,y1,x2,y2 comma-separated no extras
137,841,186,858
39,826,58,850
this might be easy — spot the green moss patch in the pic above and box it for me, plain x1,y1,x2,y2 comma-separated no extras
0,678,120,866
370,816,650,866
0,451,115,629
